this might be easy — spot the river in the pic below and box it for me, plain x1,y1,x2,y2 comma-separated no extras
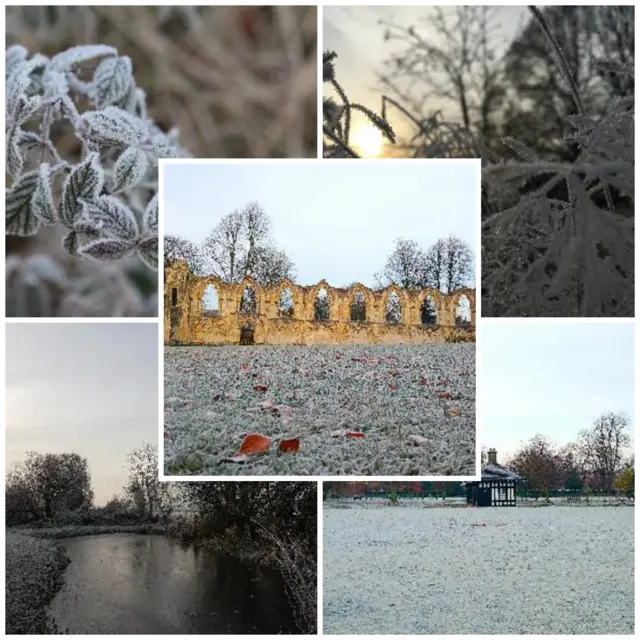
49,534,298,634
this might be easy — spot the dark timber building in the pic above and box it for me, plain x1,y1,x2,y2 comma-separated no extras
465,448,522,507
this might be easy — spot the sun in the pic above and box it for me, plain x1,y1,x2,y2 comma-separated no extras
351,124,383,158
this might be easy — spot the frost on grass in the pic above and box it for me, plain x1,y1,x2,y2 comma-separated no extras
323,506,634,635
5,42,187,316
6,532,70,634
164,344,475,476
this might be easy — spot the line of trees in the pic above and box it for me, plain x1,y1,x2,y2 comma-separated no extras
374,236,474,293
166,202,474,299
504,412,634,496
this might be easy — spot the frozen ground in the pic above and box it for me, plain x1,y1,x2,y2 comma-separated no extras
323,506,634,635
164,344,475,476
5,531,70,634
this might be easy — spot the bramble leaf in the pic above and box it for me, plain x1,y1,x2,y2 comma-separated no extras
60,153,105,227
113,146,148,192
143,194,158,234
78,237,137,262
79,195,140,240
92,56,133,108
6,170,41,236
137,236,158,270
30,163,58,224
81,106,148,147
62,230,79,256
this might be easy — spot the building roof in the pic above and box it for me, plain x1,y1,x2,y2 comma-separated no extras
480,462,522,481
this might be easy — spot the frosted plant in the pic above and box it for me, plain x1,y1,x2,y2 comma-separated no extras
5,43,187,316
481,7,634,317
323,50,396,158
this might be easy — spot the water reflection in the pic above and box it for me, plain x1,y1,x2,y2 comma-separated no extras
50,534,297,634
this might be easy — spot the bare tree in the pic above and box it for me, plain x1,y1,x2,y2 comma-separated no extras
164,234,206,275
125,443,171,521
202,208,245,282
378,6,506,146
424,236,474,293
375,238,428,289
201,203,296,285
578,412,631,492
242,244,296,287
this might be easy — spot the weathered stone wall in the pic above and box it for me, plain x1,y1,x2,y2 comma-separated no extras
164,261,476,345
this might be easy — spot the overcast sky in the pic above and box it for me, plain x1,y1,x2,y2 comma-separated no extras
6,324,158,506
479,322,635,463
163,160,479,288
324,6,527,144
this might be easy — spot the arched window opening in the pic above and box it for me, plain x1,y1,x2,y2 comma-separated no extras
350,291,366,323
314,287,330,321
278,287,294,318
240,286,257,315
455,295,472,327
421,294,437,326
201,284,219,316
385,291,402,324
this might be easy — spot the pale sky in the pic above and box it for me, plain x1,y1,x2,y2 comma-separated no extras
324,6,527,144
163,161,479,288
6,324,158,505
479,322,635,462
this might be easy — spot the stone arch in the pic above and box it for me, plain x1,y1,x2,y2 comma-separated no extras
454,293,472,327
201,283,220,316
420,293,438,325
313,286,331,321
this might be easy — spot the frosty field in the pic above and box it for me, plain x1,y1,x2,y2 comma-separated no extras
164,344,475,476
323,505,634,635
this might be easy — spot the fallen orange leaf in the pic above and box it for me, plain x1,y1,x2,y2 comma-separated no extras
238,433,272,455
279,437,300,454
345,431,365,439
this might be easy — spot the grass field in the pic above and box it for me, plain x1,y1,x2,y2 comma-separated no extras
164,344,475,476
323,505,634,634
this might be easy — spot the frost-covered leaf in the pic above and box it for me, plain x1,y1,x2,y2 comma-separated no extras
137,236,158,270
6,128,24,180
17,130,44,150
92,56,133,108
30,163,57,224
62,230,79,255
48,44,117,72
78,237,137,262
5,45,28,79
81,106,148,147
143,194,158,234
112,146,148,192
79,195,140,240
6,170,41,236
60,153,105,227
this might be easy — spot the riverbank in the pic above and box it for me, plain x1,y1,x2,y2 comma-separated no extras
6,532,71,634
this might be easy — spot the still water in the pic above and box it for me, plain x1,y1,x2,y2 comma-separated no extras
49,534,298,634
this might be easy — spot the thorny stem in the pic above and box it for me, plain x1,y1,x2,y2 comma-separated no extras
528,6,585,116
323,126,359,158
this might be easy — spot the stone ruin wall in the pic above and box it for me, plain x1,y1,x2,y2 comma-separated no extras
164,261,476,345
